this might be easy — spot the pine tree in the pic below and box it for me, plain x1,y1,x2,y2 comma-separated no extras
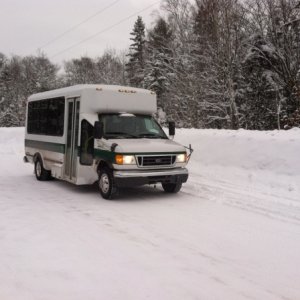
144,18,173,109
148,18,173,53
126,16,146,87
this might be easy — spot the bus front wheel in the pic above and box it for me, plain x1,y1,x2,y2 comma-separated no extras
98,167,116,200
162,182,182,193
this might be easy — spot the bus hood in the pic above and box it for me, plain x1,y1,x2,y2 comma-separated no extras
96,138,186,154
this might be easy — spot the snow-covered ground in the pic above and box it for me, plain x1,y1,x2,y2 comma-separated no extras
0,127,299,300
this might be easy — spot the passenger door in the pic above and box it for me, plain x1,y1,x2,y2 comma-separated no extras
64,98,80,181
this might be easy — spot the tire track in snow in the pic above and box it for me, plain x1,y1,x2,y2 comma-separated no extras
182,172,300,226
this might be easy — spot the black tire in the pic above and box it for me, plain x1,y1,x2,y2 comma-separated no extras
98,167,116,200
162,182,182,193
35,158,51,181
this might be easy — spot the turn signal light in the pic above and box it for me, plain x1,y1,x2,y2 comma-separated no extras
115,155,123,164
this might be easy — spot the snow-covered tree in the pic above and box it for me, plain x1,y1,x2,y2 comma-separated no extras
158,0,203,127
0,53,59,126
126,16,146,87
63,50,126,86
95,49,126,85
144,18,173,109
242,34,284,129
242,0,300,129
193,0,248,129
65,56,97,85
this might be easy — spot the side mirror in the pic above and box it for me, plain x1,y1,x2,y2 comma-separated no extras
94,121,103,139
169,121,175,137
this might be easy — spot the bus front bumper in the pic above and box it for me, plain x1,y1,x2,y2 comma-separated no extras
113,168,188,187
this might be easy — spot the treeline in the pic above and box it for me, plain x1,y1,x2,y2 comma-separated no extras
0,50,126,126
1,0,300,129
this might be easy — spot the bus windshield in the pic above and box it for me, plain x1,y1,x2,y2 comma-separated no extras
99,113,168,139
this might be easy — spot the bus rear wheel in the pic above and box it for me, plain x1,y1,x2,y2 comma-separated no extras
98,167,116,200
35,158,51,181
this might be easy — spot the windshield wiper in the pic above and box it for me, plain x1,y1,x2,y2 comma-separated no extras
105,131,138,139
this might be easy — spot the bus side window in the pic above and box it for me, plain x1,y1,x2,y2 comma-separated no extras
80,120,94,165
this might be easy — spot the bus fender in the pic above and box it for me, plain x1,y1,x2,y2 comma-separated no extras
33,152,48,170
96,160,113,175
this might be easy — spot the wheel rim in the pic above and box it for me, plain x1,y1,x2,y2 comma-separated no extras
99,174,110,194
36,161,42,177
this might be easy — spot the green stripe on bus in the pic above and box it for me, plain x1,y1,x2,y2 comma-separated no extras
25,139,65,154
94,149,116,162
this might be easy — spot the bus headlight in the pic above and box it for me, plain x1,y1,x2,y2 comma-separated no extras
115,155,136,165
176,153,187,163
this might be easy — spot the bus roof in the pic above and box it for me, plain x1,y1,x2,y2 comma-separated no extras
28,84,154,101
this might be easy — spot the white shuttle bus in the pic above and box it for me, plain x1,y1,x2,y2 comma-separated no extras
24,85,190,199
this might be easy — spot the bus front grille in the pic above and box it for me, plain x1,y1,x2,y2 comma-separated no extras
137,155,176,167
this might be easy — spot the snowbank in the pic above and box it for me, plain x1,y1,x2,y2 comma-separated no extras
175,128,300,176
0,127,24,156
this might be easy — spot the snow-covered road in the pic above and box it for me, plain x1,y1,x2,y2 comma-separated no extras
0,128,300,300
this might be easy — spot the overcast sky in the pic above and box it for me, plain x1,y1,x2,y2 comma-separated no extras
0,0,161,66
